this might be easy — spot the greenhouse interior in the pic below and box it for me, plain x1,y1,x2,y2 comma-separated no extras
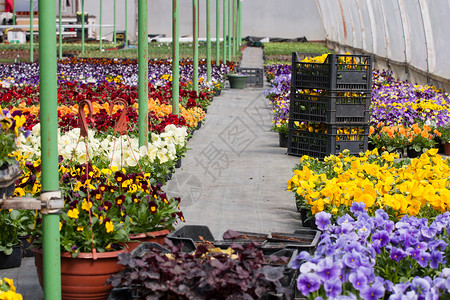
0,0,450,299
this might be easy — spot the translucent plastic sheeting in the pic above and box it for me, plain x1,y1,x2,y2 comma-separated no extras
316,0,450,83
426,0,450,80
401,0,428,72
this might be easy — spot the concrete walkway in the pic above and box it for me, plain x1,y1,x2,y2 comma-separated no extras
3,46,302,299
165,46,301,239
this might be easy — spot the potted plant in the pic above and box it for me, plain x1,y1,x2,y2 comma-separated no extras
436,126,450,155
271,121,289,147
405,123,438,158
108,239,293,300
0,109,27,199
0,210,24,269
369,123,408,155
227,72,249,89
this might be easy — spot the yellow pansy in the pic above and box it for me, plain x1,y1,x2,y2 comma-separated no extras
67,208,79,219
105,221,114,233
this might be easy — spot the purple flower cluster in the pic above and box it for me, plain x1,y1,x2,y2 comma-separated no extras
371,70,450,128
294,202,450,299
264,65,292,128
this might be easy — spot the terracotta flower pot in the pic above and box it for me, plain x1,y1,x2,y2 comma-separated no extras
33,248,126,300
123,229,170,252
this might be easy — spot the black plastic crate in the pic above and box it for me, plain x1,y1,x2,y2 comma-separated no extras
291,52,373,91
236,67,264,87
287,123,369,159
290,89,371,124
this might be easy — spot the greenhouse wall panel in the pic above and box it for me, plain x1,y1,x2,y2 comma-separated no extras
380,0,406,64
341,0,355,48
426,0,450,80
348,2,363,50
319,0,449,90
370,1,388,59
399,1,428,74
358,0,373,53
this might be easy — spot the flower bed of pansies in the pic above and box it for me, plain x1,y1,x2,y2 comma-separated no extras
264,61,450,153
288,149,450,299
0,57,229,256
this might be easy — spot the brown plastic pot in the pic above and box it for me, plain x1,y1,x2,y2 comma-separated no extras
33,248,126,300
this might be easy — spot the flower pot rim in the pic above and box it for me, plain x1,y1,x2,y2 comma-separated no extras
128,229,170,240
31,247,127,259
227,73,248,78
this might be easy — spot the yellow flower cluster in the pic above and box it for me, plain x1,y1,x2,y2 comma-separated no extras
288,148,450,219
0,278,23,300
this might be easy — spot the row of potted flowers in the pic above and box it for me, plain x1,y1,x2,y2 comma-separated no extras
0,57,233,89
0,57,229,297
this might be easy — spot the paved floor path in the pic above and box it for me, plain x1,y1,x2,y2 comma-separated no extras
3,46,303,299
165,46,301,239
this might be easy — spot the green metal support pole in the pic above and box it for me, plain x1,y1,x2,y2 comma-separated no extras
12,0,15,25
206,0,211,82
113,0,117,44
138,0,148,147
215,0,219,66
172,0,180,115
81,0,85,55
29,0,33,62
227,0,231,61
125,0,128,47
58,0,62,60
222,0,226,63
192,0,198,93
39,0,61,298
238,0,242,47
99,0,102,51
232,0,235,58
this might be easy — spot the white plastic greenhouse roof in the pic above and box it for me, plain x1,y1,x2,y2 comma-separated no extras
316,0,450,91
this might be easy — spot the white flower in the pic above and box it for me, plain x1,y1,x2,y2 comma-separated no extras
147,144,158,162
156,148,169,163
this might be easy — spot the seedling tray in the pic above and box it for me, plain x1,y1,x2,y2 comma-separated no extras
222,231,268,241
263,248,299,288
261,230,321,254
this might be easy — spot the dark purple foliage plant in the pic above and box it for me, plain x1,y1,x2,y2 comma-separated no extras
108,239,292,300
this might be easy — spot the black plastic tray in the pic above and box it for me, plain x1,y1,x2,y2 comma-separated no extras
167,225,215,252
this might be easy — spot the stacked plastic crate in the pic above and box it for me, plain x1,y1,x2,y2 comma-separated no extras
287,53,373,159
